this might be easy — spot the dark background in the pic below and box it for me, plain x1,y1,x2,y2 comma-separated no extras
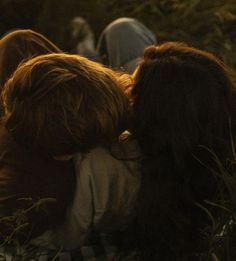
0,0,236,70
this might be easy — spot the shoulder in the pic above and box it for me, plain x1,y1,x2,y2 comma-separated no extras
74,137,141,175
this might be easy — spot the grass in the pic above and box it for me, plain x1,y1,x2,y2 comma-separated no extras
0,197,59,260
192,143,236,261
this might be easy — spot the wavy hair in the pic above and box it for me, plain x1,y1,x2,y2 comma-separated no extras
2,53,131,156
131,42,236,259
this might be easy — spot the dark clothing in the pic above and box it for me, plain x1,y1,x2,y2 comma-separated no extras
0,30,73,242
0,125,75,241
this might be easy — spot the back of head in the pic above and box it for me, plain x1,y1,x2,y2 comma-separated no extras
132,42,235,160
131,42,236,259
0,29,61,88
3,53,130,156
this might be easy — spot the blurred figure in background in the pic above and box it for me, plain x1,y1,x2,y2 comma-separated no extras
65,17,157,74
97,17,157,73
64,16,98,61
